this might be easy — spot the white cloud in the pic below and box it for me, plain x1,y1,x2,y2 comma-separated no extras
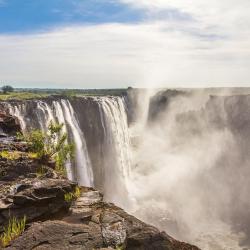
120,0,250,38
0,19,250,88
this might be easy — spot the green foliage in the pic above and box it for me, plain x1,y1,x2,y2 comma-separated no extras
36,165,47,177
24,130,46,159
64,186,81,202
74,186,81,198
0,216,26,247
23,122,74,174
64,192,75,202
0,88,127,101
0,92,49,101
0,151,21,160
1,85,14,94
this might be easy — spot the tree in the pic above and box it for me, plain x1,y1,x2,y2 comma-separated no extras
22,122,74,174
2,85,14,94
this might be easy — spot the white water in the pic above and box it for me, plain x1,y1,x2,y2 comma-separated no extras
126,91,250,250
60,99,93,187
53,101,73,181
7,99,93,187
95,96,131,207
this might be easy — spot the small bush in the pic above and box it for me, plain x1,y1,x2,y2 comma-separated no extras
64,192,75,202
22,122,74,175
0,216,26,247
64,186,81,202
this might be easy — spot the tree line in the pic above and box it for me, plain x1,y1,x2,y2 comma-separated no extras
1,85,14,94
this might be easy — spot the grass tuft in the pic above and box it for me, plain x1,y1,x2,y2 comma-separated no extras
64,186,81,202
0,216,26,247
0,151,21,160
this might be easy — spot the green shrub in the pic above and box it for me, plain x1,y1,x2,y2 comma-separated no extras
22,122,74,175
0,216,26,247
64,192,75,202
64,186,81,202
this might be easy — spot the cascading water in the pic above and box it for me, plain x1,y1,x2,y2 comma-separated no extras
60,99,93,187
6,96,131,199
126,90,250,250
95,97,131,207
52,101,73,181
7,99,94,187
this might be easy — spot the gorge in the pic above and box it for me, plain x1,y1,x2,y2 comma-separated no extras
1,88,250,250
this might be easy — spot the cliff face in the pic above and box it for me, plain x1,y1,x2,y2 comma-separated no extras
0,118,199,250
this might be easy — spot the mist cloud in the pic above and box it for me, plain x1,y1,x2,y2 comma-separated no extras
127,90,250,249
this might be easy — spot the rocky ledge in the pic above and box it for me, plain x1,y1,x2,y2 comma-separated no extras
0,116,199,250
5,187,199,250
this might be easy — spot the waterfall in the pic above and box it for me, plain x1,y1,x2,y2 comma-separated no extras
95,96,131,207
52,101,73,181
60,99,93,187
5,96,132,207
7,99,94,187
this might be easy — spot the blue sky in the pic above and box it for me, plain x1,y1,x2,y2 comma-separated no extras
0,0,250,88
0,0,144,33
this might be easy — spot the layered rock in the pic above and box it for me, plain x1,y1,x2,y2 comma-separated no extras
0,178,76,232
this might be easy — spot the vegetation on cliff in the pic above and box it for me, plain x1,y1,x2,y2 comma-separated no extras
0,216,26,247
20,122,74,175
0,88,128,101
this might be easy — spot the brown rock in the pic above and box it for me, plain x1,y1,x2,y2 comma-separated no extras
5,188,200,250
0,178,76,232
0,112,21,136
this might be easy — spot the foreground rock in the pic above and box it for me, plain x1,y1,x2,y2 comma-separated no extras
0,178,76,233
6,188,199,250
0,145,200,250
